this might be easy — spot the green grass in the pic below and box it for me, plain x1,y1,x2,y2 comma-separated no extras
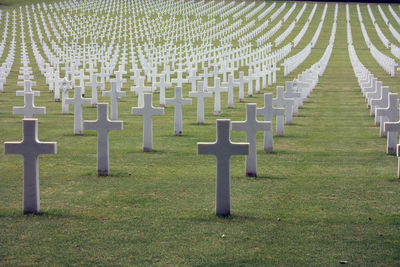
0,1,400,266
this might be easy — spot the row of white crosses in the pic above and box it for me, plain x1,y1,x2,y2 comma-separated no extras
355,4,398,77
347,14,400,179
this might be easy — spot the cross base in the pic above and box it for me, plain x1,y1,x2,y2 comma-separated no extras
55,98,60,102
143,147,152,152
23,210,40,215
92,104,97,107
159,104,165,107
74,132,83,135
228,105,234,109
239,99,245,103
214,111,221,116
246,172,257,177
264,147,273,153
174,131,183,136
98,169,109,176
216,211,231,217
388,147,396,155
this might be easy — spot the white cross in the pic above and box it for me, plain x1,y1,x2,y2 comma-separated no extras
163,64,174,85
65,86,92,135
223,74,239,108
232,104,271,177
235,71,249,103
102,80,126,120
53,71,61,102
4,119,57,214
86,74,102,106
273,86,294,125
60,77,73,114
257,93,284,150
75,69,89,94
13,92,46,118
377,94,399,154
153,74,170,107
171,69,188,87
198,119,249,216
284,81,301,116
84,103,123,176
16,80,40,97
131,77,151,107
132,93,164,152
188,70,200,92
199,67,212,91
165,87,192,136
189,81,213,123
208,77,227,115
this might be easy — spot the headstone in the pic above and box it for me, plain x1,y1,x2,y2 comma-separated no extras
86,74,102,107
60,77,72,114
84,103,123,176
165,87,192,136
376,93,399,138
4,119,57,214
65,86,92,135
208,77,228,115
273,86,294,125
102,80,126,120
13,92,46,118
197,119,249,216
132,93,164,152
232,104,271,177
189,81,213,124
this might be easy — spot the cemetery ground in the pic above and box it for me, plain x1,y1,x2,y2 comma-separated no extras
1,1,400,266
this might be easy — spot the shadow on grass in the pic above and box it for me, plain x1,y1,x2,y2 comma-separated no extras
189,122,213,126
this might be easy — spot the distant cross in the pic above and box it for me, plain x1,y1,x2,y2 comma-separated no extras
86,74,102,107
65,86,92,135
377,93,399,137
131,77,151,107
208,77,227,115
13,92,46,118
378,93,399,154
4,119,57,214
60,77,73,113
188,70,200,92
132,93,164,152
371,86,389,126
84,103,123,176
165,87,192,136
257,93,284,151
75,69,89,95
235,71,249,103
198,119,249,216
189,81,213,123
232,104,270,177
223,74,239,108
171,69,188,87
199,67,212,91
102,80,126,120
153,74,170,107
284,81,301,116
16,80,40,97
273,86,294,125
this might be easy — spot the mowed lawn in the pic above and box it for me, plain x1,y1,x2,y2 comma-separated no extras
0,1,400,266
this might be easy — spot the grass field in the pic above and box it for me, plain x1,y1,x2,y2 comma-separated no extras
0,1,400,266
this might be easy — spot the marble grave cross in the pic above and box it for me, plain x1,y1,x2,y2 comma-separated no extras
197,119,249,217
208,77,228,115
273,86,294,125
132,93,164,152
4,119,57,214
102,80,126,120
83,103,123,176
13,92,46,118
65,86,92,135
257,93,285,138
165,87,192,136
189,81,213,123
232,104,270,177
60,77,73,114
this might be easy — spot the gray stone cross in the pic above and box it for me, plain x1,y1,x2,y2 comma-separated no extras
165,87,192,136
132,93,164,152
232,104,271,177
84,103,123,176
198,119,249,217
273,86,294,125
189,81,213,123
102,80,126,120
4,119,57,214
13,92,46,118
65,86,92,135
